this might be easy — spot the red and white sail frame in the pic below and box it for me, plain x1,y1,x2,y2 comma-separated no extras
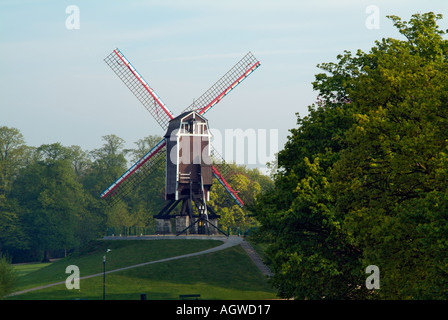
101,49,260,207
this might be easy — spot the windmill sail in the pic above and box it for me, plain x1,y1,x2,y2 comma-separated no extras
183,52,260,116
208,145,244,207
101,49,261,210
100,138,166,206
212,166,244,208
179,52,260,207
104,48,174,130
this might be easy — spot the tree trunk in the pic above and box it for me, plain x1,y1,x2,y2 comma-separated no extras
42,250,51,262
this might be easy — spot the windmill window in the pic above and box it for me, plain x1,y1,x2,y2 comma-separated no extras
180,121,207,135
181,123,191,133
193,123,207,135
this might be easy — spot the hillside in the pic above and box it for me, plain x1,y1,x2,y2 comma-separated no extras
9,237,277,300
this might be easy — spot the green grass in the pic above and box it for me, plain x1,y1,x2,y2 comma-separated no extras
12,262,51,278
9,239,277,300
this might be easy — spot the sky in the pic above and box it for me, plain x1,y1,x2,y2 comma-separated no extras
1,0,447,171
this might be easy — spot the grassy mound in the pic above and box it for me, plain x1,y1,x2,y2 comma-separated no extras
10,239,277,300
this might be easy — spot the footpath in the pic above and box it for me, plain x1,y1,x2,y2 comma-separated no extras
240,239,273,277
103,235,272,277
8,235,271,297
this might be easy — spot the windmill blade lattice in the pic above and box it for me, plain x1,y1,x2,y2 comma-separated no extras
104,48,174,130
183,52,260,116
209,144,230,177
101,139,166,206
100,48,261,212
208,145,244,207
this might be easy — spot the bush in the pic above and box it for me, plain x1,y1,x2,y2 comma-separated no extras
0,255,17,299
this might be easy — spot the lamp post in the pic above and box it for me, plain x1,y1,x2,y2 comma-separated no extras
103,249,111,300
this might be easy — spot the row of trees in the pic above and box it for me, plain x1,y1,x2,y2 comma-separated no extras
254,12,448,299
0,129,270,263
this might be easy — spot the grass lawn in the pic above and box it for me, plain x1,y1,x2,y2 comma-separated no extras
9,239,277,300
12,262,51,278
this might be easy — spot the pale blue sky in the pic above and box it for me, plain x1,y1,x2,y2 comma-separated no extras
1,0,447,169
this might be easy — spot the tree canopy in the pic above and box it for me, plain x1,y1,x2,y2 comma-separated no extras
254,12,448,299
0,128,270,263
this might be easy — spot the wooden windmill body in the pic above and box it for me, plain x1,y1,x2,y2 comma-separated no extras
100,48,260,236
163,111,216,234
165,111,212,201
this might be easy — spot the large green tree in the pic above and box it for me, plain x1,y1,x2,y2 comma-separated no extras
118,135,166,229
83,134,129,231
331,12,448,299
254,102,362,299
255,12,448,299
12,143,89,261
0,127,30,256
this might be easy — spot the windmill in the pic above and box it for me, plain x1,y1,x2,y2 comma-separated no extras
100,48,260,236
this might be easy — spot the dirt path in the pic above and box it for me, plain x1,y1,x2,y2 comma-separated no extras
240,239,273,277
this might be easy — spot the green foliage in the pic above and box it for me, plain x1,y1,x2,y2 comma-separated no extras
12,145,88,261
255,12,448,299
331,12,448,299
255,106,366,299
209,163,273,231
0,127,266,263
0,254,17,299
0,126,26,196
